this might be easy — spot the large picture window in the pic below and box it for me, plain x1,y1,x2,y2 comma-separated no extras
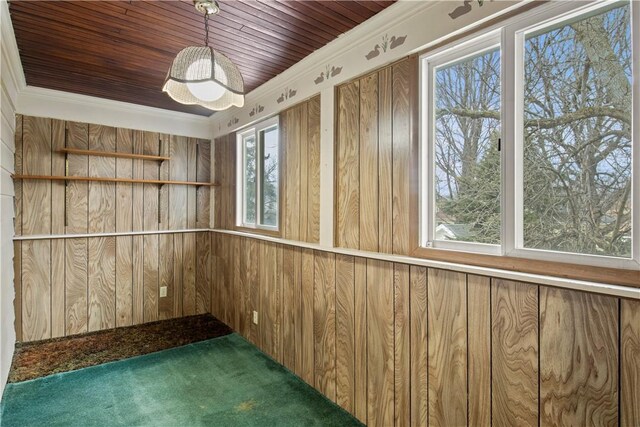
237,116,280,230
421,1,638,268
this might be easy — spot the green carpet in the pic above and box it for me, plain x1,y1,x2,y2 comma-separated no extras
1,334,362,427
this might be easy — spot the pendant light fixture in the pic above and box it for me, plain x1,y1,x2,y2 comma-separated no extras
163,0,244,110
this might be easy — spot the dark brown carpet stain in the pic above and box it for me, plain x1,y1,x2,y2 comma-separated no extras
9,314,232,383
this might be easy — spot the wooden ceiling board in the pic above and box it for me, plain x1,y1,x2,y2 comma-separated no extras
10,0,396,115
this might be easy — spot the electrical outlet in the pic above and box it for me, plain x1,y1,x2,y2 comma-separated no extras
252,311,259,325
160,286,167,298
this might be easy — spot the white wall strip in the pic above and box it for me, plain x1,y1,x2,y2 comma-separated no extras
13,228,209,241
211,228,640,300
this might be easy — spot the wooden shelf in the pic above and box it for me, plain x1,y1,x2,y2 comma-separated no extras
58,148,171,161
12,175,217,187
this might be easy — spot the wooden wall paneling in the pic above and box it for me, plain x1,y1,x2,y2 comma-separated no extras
65,120,90,335
314,250,336,401
300,247,315,385
261,242,283,362
336,81,360,249
306,95,321,243
391,59,412,255
142,131,159,322
115,236,133,327
492,279,539,427
196,139,211,228
88,124,116,233
22,240,51,341
335,254,355,414
187,137,197,228
116,128,133,327
236,237,249,337
65,237,87,335
359,72,379,252
132,130,144,324
182,232,196,316
378,67,393,254
394,263,410,427
247,237,260,346
143,232,159,322
621,299,640,426
292,246,303,376
116,128,134,232
366,259,394,426
158,232,174,320
427,268,467,427
22,115,51,235
282,245,297,371
283,106,300,240
51,120,66,338
159,134,170,229
196,232,212,314
13,241,22,341
467,275,491,427
173,233,184,318
539,288,618,426
14,114,22,236
65,121,89,234
409,265,428,427
169,135,188,230
231,235,242,329
88,236,116,332
216,232,229,325
298,103,309,242
353,257,368,424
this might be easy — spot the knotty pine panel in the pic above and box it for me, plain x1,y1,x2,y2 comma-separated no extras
334,56,417,255
16,232,210,342
209,233,636,427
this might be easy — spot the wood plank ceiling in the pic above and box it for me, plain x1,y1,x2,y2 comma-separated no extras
9,0,396,116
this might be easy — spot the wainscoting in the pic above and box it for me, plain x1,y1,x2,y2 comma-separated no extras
13,115,212,342
210,232,640,427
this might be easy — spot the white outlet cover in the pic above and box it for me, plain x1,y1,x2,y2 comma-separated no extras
160,286,167,298
252,311,258,325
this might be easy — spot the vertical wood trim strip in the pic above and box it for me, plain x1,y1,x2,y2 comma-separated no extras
492,279,539,427
336,254,356,414
468,274,491,427
394,263,410,427
359,73,379,252
409,265,428,427
314,250,336,401
621,299,640,426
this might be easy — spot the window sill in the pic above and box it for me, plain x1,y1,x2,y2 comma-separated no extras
234,225,281,238
411,246,639,289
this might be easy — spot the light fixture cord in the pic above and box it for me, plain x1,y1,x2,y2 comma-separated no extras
204,13,210,47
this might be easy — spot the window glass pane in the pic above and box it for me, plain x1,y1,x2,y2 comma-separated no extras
523,3,632,257
260,126,279,227
433,47,501,244
243,135,256,224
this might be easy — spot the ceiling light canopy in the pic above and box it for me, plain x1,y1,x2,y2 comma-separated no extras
163,0,244,111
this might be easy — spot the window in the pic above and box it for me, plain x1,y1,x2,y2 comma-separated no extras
237,116,280,230
423,33,502,254
421,1,639,268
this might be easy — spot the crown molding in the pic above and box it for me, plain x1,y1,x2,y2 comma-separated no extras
210,0,528,138
17,86,212,138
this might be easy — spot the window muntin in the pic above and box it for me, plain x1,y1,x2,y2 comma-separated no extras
520,2,632,258
237,116,279,230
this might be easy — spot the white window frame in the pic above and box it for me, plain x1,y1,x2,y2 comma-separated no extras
420,31,504,256
419,0,640,270
236,115,280,231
